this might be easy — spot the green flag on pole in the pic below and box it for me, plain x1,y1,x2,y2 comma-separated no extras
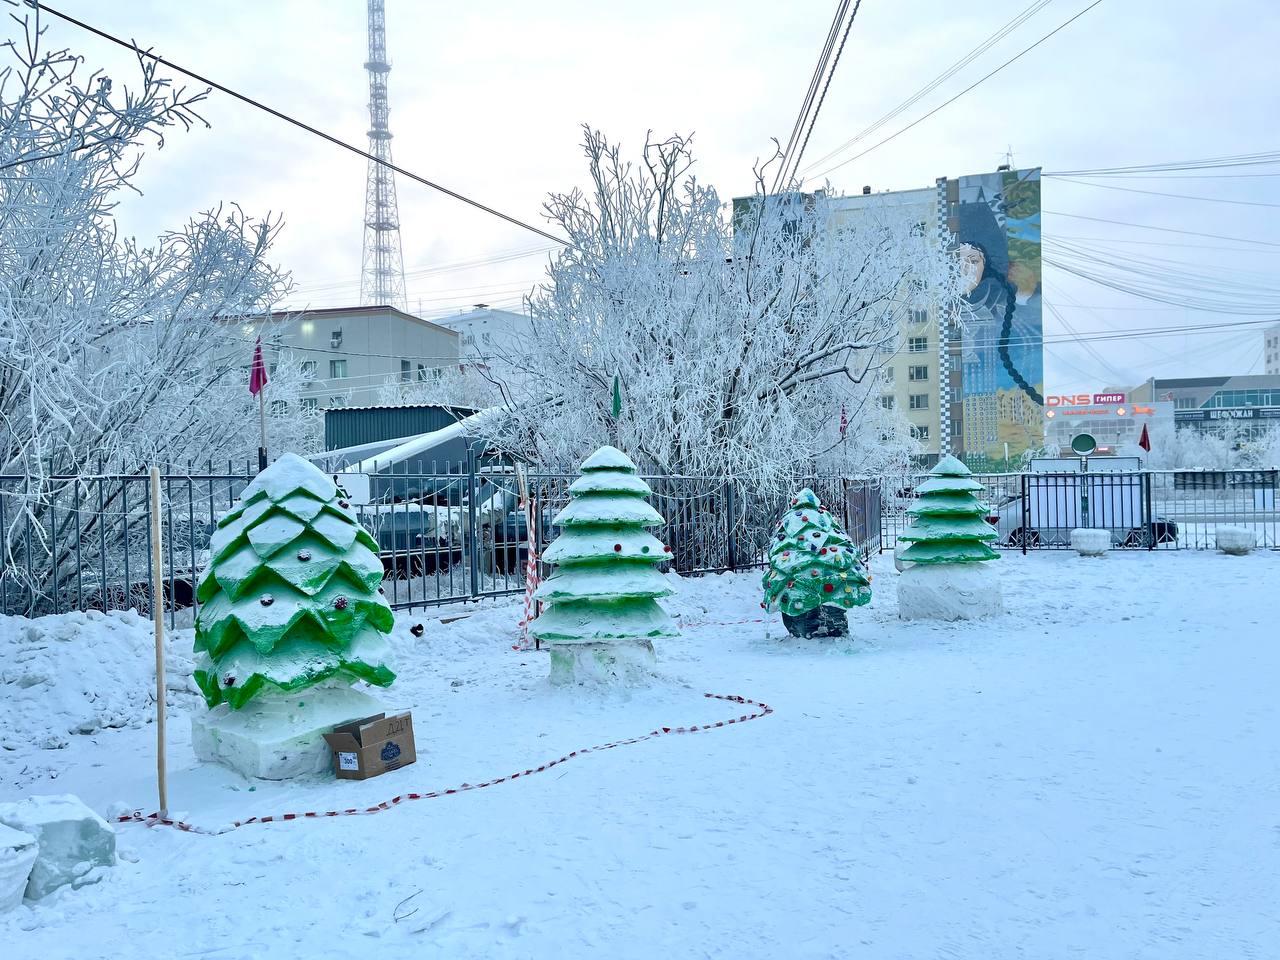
611,373,621,420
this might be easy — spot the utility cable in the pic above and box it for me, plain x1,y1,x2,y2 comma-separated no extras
807,0,1105,181
31,2,571,246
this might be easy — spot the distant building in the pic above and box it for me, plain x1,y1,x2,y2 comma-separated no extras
1043,389,1172,455
1132,375,1280,438
1267,323,1280,376
824,166,1044,466
238,305,461,410
432,304,534,392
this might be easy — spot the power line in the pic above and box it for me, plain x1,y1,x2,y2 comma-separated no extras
1044,210,1280,248
32,2,570,247
801,0,1052,174
787,0,862,182
807,0,1105,181
1052,175,1280,209
774,1,851,192
1044,150,1280,177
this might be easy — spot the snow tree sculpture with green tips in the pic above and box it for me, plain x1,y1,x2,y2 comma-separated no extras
897,455,1003,620
531,446,677,683
762,488,871,638
190,454,396,779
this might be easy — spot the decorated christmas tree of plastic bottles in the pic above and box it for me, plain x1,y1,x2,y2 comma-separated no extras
761,488,872,638
193,454,395,709
530,446,678,683
898,455,999,564
897,455,1003,621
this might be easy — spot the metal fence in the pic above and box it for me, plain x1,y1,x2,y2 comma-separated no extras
0,463,881,622
880,468,1280,553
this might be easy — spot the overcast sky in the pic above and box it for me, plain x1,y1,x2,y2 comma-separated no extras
37,0,1280,394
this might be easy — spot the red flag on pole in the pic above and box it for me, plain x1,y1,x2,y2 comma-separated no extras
249,337,269,396
1138,423,1151,452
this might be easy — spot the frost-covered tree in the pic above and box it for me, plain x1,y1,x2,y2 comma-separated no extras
479,128,964,486
0,11,317,609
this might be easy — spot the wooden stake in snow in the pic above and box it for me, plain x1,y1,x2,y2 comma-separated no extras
149,466,169,817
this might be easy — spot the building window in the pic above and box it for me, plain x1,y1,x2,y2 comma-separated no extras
908,336,928,353
880,395,894,410
400,359,411,382
909,365,929,382
914,425,930,441
882,367,894,383
330,328,343,348
909,394,929,410
416,363,428,382
328,396,347,408
301,360,317,377
329,359,348,379
910,308,929,326
1175,397,1196,409
300,398,318,411
270,399,288,415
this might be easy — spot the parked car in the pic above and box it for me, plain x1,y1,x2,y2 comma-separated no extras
988,493,1178,547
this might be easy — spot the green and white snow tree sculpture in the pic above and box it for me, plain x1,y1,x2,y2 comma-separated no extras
190,453,397,779
762,488,872,638
897,454,1003,621
531,446,678,684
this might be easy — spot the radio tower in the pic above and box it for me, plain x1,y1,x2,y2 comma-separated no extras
360,0,407,310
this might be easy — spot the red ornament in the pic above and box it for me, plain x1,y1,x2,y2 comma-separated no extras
787,580,794,588
760,601,766,609
819,548,827,555
333,596,349,611
338,499,350,509
259,594,273,607
663,545,671,553
823,583,834,593
801,515,809,522
811,570,819,577
613,543,623,552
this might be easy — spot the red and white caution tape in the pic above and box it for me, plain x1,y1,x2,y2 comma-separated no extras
115,692,772,837
515,484,540,651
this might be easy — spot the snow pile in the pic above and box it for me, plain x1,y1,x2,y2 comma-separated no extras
0,795,115,900
0,823,37,913
1216,526,1256,555
0,610,195,750
1071,528,1111,556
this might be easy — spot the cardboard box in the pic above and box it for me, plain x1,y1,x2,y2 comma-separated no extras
322,712,416,781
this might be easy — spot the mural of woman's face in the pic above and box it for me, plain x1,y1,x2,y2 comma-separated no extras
958,244,985,295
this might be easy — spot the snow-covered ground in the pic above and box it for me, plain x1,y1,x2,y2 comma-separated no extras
2,549,1279,959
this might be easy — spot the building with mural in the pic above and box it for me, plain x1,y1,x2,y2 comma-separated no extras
827,167,1044,467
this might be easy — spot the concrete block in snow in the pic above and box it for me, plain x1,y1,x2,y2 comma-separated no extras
1216,526,1256,556
0,795,115,901
1070,528,1110,557
897,563,1003,621
191,685,384,780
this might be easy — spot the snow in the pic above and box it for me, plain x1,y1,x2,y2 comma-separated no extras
1215,526,1256,555
2,550,1280,957
896,562,1005,620
0,610,195,751
0,795,114,901
0,823,37,913
578,445,638,472
1071,527,1112,556
191,686,387,780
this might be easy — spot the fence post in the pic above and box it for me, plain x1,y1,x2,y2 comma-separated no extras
725,482,738,572
148,467,169,817
1020,472,1029,556
1144,471,1155,551
466,447,480,598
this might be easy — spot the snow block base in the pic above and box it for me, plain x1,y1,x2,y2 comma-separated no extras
1216,526,1256,556
782,605,849,639
893,539,914,573
897,562,1003,621
0,795,115,901
191,685,383,780
0,823,38,913
548,640,656,686
1071,528,1111,557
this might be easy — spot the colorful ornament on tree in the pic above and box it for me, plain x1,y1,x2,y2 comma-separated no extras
761,488,871,638
530,446,678,683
